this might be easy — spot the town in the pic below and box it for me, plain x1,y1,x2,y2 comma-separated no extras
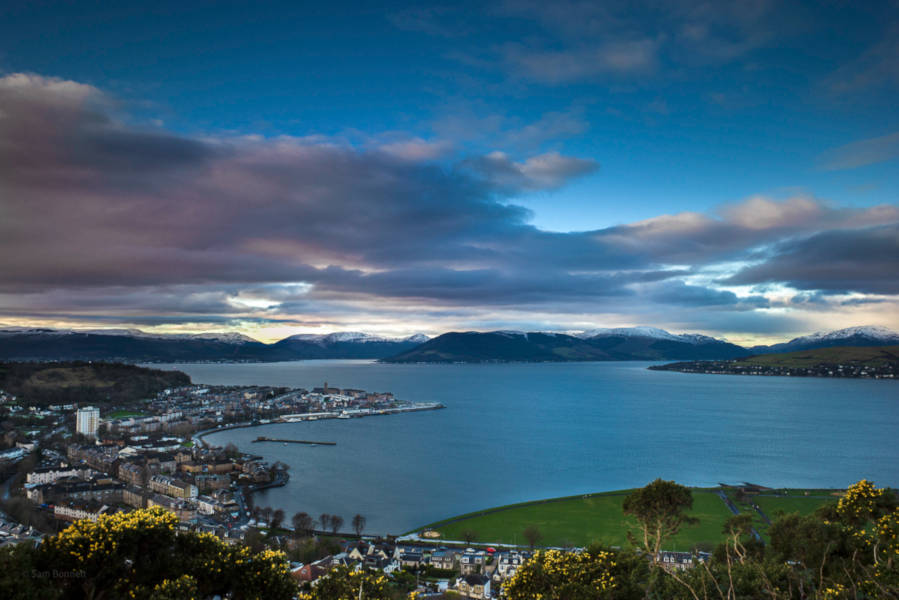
0,381,466,583
0,375,713,598
649,358,898,379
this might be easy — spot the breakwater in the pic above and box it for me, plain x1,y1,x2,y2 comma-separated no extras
252,436,336,446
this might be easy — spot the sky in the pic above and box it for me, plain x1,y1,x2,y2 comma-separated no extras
0,0,897,345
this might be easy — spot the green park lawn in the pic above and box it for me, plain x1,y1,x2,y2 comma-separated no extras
423,489,734,550
104,410,147,419
754,494,835,519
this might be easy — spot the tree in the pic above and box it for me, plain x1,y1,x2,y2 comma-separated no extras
461,529,478,544
523,525,542,548
351,514,366,537
271,508,286,530
622,478,696,564
292,512,314,538
261,506,273,527
721,514,754,563
329,514,344,535
319,513,331,533
223,442,240,459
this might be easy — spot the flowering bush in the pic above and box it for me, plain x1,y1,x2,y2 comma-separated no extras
24,507,295,600
503,548,618,600
298,566,392,600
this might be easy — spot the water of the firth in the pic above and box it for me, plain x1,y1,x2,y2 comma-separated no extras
160,360,898,534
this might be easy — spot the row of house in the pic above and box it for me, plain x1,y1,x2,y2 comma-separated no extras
292,541,531,599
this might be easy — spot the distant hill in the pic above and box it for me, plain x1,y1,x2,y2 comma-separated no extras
750,326,899,354
3,325,897,365
650,345,899,379
0,328,428,362
383,329,750,363
0,361,192,407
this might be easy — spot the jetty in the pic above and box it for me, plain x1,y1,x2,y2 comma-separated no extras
252,436,337,446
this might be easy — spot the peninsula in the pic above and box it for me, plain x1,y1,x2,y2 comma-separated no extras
650,345,899,379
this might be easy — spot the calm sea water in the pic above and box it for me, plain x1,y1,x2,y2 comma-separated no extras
157,360,898,535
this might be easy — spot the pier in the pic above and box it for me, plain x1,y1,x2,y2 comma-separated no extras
252,436,337,446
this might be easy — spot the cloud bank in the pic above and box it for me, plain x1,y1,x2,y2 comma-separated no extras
1,73,897,340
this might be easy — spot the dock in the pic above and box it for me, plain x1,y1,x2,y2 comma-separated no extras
252,436,337,446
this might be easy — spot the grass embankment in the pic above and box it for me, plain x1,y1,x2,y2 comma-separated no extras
723,488,836,542
740,345,899,368
421,488,841,550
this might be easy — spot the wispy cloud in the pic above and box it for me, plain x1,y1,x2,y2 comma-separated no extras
820,130,899,170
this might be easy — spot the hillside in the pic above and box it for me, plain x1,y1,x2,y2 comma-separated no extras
0,361,192,406
650,345,899,379
0,329,426,362
742,344,899,368
383,330,750,363
750,325,899,354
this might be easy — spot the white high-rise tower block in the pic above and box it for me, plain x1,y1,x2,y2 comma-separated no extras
76,406,100,438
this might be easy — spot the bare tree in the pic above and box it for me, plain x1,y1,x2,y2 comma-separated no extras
523,525,542,549
319,513,331,533
261,506,273,527
352,514,366,537
292,512,313,537
223,442,240,459
271,508,285,529
330,514,344,535
462,530,478,544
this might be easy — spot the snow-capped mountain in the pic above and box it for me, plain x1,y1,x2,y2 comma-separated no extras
0,327,429,362
386,329,750,363
402,333,431,344
283,331,429,345
577,326,720,345
271,331,430,359
0,327,260,344
751,325,899,354
796,326,899,343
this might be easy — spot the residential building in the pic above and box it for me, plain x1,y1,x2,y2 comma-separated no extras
456,573,491,599
76,406,100,438
54,502,112,522
148,474,198,499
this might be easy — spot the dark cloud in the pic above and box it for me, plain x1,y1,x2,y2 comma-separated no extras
460,151,598,191
648,281,769,309
726,224,899,295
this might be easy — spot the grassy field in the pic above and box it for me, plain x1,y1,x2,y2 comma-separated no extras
423,489,734,550
420,488,845,550
105,410,147,419
721,488,838,542
754,495,834,519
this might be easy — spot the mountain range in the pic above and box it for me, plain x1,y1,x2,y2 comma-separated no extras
0,325,896,363
0,328,428,362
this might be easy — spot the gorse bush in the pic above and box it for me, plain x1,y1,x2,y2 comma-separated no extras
0,507,295,600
